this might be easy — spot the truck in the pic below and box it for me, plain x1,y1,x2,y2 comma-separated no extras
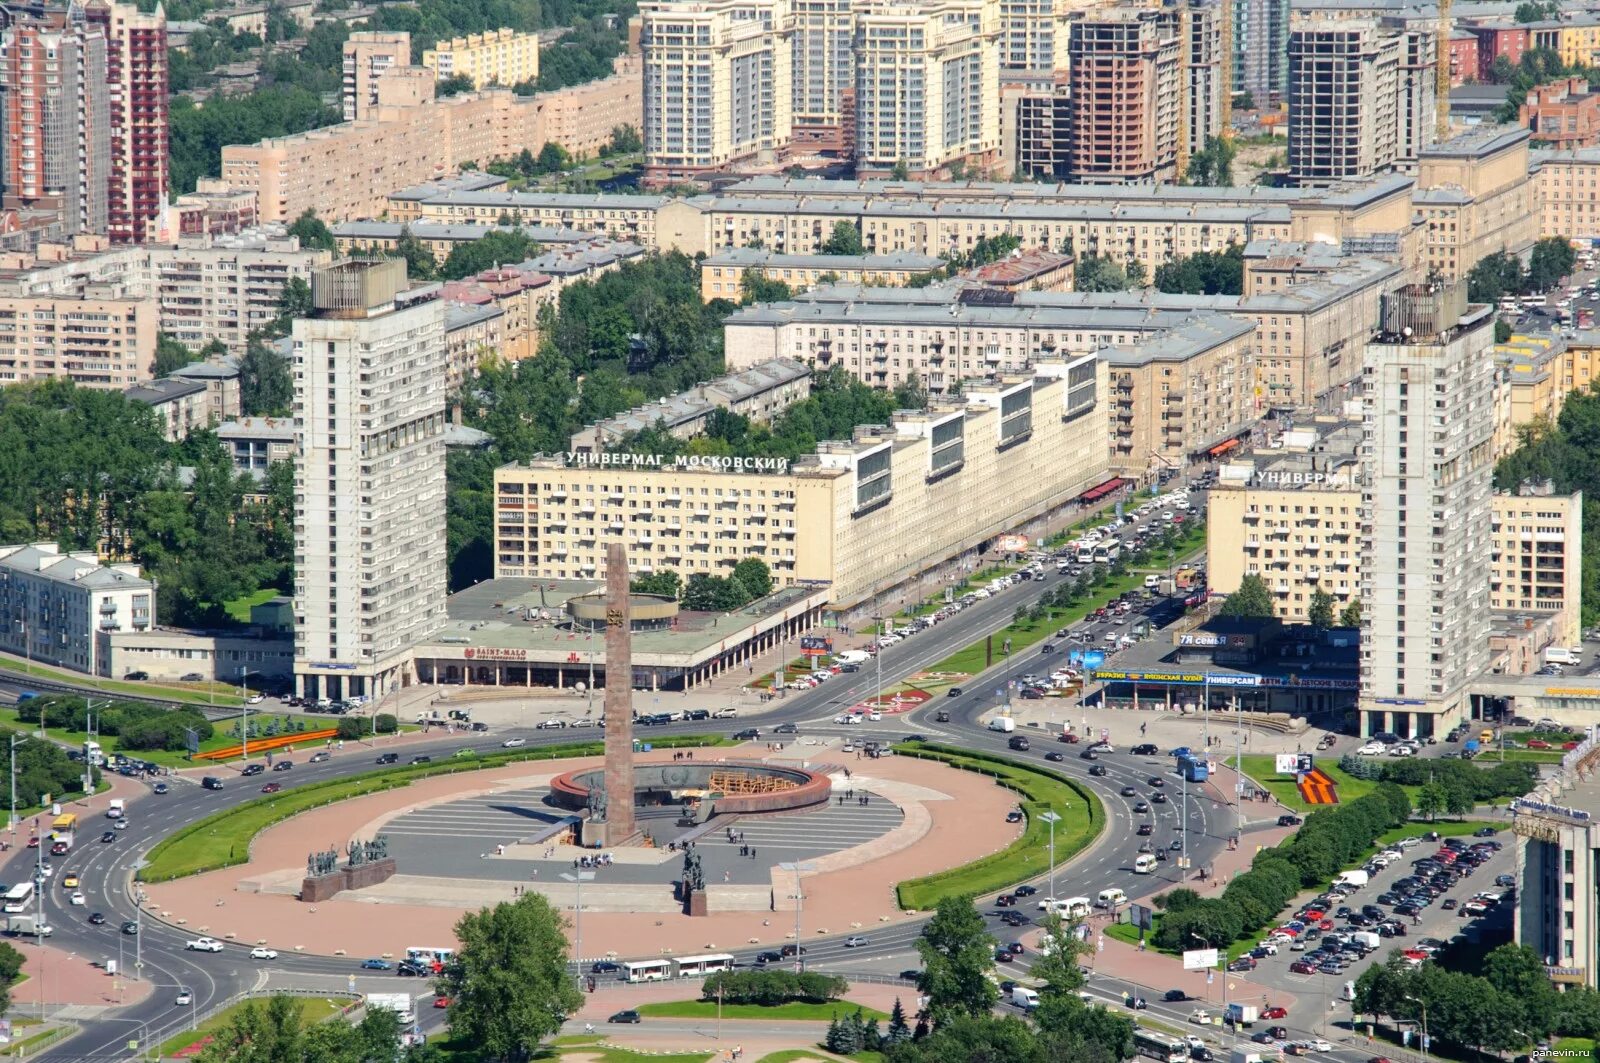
1228,1051,1265,1063
1334,869,1369,889
106,798,124,820
366,992,416,1025
1545,646,1582,666
988,716,1016,733
4,915,51,938
1224,1003,1258,1027
1350,931,1382,950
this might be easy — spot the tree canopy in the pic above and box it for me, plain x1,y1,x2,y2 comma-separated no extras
1185,136,1238,187
1218,574,1275,619
1075,254,1145,292
1154,244,1244,296
914,896,998,1026
821,221,866,256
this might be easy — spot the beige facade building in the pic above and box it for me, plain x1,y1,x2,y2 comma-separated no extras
0,293,155,388
852,0,1002,178
1206,422,1583,647
342,31,412,122
790,0,854,150
1535,146,1600,240
422,28,540,90
124,377,212,440
998,0,1074,78
699,248,946,298
222,69,643,225
1413,125,1537,282
639,0,795,184
492,363,1108,614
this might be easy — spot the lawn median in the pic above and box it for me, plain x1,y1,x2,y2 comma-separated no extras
890,742,1102,910
140,735,728,883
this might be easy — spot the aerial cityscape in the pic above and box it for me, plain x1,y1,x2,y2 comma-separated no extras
4,0,1600,1060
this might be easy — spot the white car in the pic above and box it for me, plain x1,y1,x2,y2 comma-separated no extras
535,718,567,730
712,707,738,719
834,714,861,725
866,711,883,722
185,937,224,953
843,935,869,947
249,947,279,960
69,891,85,906
1189,1009,1213,1024
1254,941,1278,955
501,737,526,748
1303,1039,1333,1052
1389,746,1414,758
175,988,193,1006
246,694,265,705
1357,743,1385,756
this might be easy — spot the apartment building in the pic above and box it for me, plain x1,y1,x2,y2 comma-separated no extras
569,357,813,452
639,0,795,185
1534,147,1600,241
1466,24,1525,82
1524,17,1600,70
86,0,168,245
1447,30,1477,89
998,0,1073,78
1066,8,1183,184
1412,124,1537,282
0,293,154,388
1234,0,1289,107
1359,283,1496,740
1287,19,1435,185
342,31,412,122
491,363,1109,615
291,259,448,703
0,542,154,676
1513,765,1600,989
124,376,212,441
1184,1,1226,166
422,29,540,90
699,247,945,298
334,221,603,264
439,265,555,363
168,358,241,424
1520,77,1600,149
224,68,643,225
0,8,110,237
1207,421,1583,646
0,230,331,355
852,0,1002,178
790,0,854,151
443,301,505,393
218,416,295,475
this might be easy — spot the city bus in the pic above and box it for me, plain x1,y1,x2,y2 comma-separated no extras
1132,1030,1188,1062
2,883,33,914
622,959,671,983
673,953,735,978
50,814,77,835
404,946,454,970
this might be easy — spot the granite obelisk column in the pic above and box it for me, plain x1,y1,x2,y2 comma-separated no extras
602,542,637,845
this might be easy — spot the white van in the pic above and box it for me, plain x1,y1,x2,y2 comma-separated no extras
1012,986,1040,1009
1095,888,1127,909
1134,854,1158,874
1545,646,1582,666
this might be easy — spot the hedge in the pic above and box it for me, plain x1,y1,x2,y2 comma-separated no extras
140,734,728,883
701,971,847,1005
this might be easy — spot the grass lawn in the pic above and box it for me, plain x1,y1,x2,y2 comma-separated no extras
156,996,345,1057
0,704,315,771
892,743,1102,910
0,653,244,708
141,735,730,882
0,1025,71,1058
1478,748,1566,764
926,525,1205,680
1554,1038,1595,1056
221,588,283,625
1230,754,1385,813
637,1001,891,1022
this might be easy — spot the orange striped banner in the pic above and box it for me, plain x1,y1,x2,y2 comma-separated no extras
1296,767,1339,805
193,728,341,761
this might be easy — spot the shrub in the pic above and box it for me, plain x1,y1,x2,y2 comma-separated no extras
335,717,364,740
701,970,847,1005
375,714,398,734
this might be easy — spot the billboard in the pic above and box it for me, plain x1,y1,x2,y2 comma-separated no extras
799,636,833,657
1127,903,1154,931
996,534,1030,554
1182,948,1219,971
1275,753,1315,774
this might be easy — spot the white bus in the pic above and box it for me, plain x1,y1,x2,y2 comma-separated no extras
674,953,735,977
622,959,671,983
405,946,454,968
2,883,32,914
1132,1030,1188,1062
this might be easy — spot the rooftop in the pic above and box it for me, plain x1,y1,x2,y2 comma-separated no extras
1420,123,1530,160
332,221,601,245
701,248,947,271
383,172,510,203
0,543,151,592
968,249,1075,285
125,377,208,405
217,416,295,441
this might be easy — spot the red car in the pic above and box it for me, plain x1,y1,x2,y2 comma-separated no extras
433,996,450,1008
25,836,38,849
1262,1006,1288,1020
1318,919,1335,930
261,782,282,794
1302,909,1325,921
1526,740,1550,750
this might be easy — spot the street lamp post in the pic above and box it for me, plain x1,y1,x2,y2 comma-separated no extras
8,733,27,834
1404,995,1430,1057
560,871,594,985
780,860,817,971
1039,810,1061,903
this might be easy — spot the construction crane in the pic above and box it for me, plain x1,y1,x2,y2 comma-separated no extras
1437,0,1452,140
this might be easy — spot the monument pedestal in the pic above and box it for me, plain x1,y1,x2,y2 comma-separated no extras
686,889,708,917
299,858,397,902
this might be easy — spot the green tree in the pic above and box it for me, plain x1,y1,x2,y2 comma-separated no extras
169,89,340,194
1495,318,1514,343
605,124,643,155
437,892,582,1062
1466,249,1527,304
1529,236,1578,293
732,558,773,599
435,73,476,96
536,141,573,174
1307,587,1335,628
276,276,314,332
890,159,910,180
887,998,912,1045
394,225,439,281
1416,781,1447,821
1075,253,1137,292
914,896,998,1026
631,571,682,599
1153,244,1245,295
440,231,541,281
154,335,202,377
1339,600,1362,627
286,209,336,252
887,1014,1043,1063
1219,574,1275,619
821,221,865,256
893,372,929,411
1185,135,1238,187
738,269,794,305
238,335,294,416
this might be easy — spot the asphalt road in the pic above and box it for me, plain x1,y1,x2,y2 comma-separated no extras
0,485,1238,1060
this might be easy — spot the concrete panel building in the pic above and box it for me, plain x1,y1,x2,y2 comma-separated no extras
491,362,1109,617
699,248,945,298
0,293,155,388
291,259,448,702
125,376,212,440
1234,0,1289,107
852,0,1002,178
422,29,541,90
639,0,795,185
1513,756,1600,988
218,416,296,474
1359,283,1495,739
0,543,154,676
342,31,412,122
998,0,1074,78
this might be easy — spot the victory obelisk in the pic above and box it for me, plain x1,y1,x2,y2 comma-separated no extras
602,542,638,845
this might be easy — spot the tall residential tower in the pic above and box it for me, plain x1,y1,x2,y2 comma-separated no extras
291,259,448,702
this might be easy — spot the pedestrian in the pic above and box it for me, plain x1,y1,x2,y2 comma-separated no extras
750,847,756,859
724,870,730,882
838,795,844,806
1140,722,1146,735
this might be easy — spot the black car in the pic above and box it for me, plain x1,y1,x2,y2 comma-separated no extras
591,961,621,974
409,755,432,765
732,728,761,741
1474,826,1499,837
397,961,429,977
376,753,399,765
1001,911,1030,927
121,921,138,935
123,671,148,681
1190,1047,1213,1061
947,687,963,698
272,760,293,772
1133,801,1149,813
779,944,807,957
241,763,265,777
755,951,783,964
1395,903,1422,917
1088,764,1108,776
88,912,106,925
1080,750,1098,760
1163,989,1188,1002
1147,777,1165,788
1131,743,1159,756
1137,824,1153,836
1044,750,1065,762
1014,885,1038,897
152,782,168,795
900,969,922,981
773,723,798,735
1151,793,1167,804
101,831,116,843
609,1010,641,1024
1277,814,1303,826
